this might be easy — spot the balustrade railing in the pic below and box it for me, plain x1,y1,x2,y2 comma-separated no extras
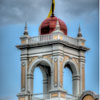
28,34,78,46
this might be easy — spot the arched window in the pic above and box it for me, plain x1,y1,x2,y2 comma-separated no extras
63,61,79,96
33,67,43,94
29,60,51,99
63,66,72,94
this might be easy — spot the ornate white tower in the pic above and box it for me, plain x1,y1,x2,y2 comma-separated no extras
16,1,98,100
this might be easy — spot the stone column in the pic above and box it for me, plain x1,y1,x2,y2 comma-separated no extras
49,56,66,99
79,55,85,95
48,75,51,92
43,78,48,93
50,69,54,90
27,74,33,93
59,57,63,88
53,56,64,88
43,78,48,98
73,75,80,96
53,57,58,87
21,61,28,92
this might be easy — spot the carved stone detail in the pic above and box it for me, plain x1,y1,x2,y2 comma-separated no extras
63,56,70,63
60,61,63,87
43,54,53,63
54,57,57,62
60,93,66,98
72,58,80,70
21,40,26,44
22,62,26,67
51,93,58,97
81,42,85,46
28,56,38,70
54,59,58,86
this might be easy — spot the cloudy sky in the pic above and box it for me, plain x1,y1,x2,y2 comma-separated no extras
0,0,99,100
0,0,99,25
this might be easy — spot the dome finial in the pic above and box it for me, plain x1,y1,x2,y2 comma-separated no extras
79,24,81,32
24,22,28,35
51,0,55,17
77,24,82,37
56,20,60,30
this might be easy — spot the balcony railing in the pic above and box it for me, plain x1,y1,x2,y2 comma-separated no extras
28,34,78,46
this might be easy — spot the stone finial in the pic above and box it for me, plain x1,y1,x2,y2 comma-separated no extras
24,22,28,35
56,20,60,30
77,25,82,37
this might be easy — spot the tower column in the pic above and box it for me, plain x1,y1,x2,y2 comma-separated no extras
21,60,28,93
79,56,85,95
27,74,33,93
43,78,48,98
53,57,58,87
72,75,80,96
49,56,66,99
43,78,48,93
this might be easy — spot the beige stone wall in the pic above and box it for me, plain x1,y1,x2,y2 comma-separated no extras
28,54,52,71
60,61,63,87
83,95,94,100
43,55,53,63
51,93,58,98
21,40,26,44
21,65,25,89
28,56,38,71
63,56,69,63
60,93,66,98
19,97,25,100
19,96,30,100
82,66,85,91
72,57,80,70
60,56,69,87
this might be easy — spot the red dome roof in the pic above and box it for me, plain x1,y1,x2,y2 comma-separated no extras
39,16,67,35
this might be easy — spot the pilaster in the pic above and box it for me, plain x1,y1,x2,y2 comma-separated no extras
79,52,85,95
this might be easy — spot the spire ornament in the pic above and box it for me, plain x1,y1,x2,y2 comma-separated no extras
77,25,82,37
24,22,28,35
56,20,60,30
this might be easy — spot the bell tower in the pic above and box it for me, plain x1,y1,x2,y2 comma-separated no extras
16,0,98,100
16,20,89,100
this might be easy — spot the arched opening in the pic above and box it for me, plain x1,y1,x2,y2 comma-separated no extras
33,64,51,94
63,66,72,94
34,67,43,94
63,61,79,96
28,59,52,99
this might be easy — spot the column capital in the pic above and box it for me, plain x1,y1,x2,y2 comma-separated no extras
43,79,48,84
27,74,33,79
72,75,80,80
